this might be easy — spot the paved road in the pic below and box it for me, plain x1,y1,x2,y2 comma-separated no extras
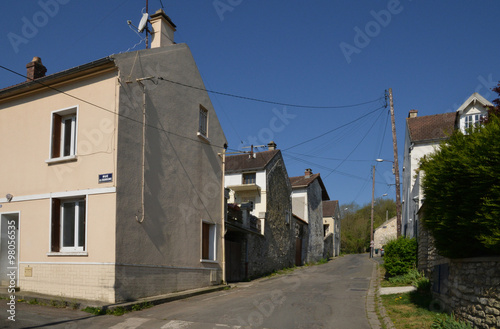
1,254,375,329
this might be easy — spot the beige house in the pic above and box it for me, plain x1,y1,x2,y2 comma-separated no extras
0,10,227,303
373,216,397,256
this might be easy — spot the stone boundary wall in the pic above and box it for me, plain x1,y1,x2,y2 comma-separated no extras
440,257,500,329
323,233,333,259
418,222,500,328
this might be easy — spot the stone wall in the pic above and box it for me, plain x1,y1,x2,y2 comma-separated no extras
418,222,500,328
323,233,334,259
246,156,295,278
438,258,500,329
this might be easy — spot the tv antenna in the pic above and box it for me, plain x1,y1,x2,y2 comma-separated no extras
127,0,151,49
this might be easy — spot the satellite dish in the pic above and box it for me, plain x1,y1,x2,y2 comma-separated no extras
138,12,149,33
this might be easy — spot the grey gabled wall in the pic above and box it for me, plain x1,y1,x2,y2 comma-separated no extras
112,44,227,301
307,179,324,263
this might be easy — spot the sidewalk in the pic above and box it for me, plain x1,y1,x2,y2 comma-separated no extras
0,284,230,312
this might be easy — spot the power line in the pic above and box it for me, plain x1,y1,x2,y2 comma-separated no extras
283,105,386,151
157,77,383,109
0,64,229,151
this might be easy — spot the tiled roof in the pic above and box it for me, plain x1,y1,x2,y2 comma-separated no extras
289,173,321,188
322,200,339,217
225,150,280,173
289,173,330,200
407,112,456,142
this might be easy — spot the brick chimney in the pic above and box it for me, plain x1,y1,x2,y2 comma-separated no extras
267,141,277,150
149,9,176,48
305,168,313,178
408,109,418,118
26,57,47,81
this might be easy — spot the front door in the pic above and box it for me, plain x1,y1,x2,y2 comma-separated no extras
0,213,19,287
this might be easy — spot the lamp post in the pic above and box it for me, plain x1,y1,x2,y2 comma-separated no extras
376,158,402,237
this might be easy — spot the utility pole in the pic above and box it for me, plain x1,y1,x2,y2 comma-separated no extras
370,165,375,258
388,88,402,237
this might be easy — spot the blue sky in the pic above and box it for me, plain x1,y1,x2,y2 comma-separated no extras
1,1,498,207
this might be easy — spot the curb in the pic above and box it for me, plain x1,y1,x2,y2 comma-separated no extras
0,284,230,312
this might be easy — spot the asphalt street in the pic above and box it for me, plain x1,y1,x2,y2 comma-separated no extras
1,254,376,329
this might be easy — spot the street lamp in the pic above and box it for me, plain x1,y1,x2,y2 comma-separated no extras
376,158,402,237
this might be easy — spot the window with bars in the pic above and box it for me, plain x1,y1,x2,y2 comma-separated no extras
199,105,208,137
243,173,256,184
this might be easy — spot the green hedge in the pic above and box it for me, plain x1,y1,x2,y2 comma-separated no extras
383,237,417,277
420,115,500,258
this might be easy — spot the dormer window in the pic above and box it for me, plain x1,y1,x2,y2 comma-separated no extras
243,173,256,184
462,113,486,134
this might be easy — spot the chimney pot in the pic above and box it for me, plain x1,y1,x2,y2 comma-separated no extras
305,168,312,178
267,141,277,150
408,109,418,118
26,57,47,81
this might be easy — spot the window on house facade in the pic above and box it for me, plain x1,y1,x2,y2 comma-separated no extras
242,173,256,184
50,107,78,159
51,197,86,252
198,105,208,137
202,222,216,261
463,113,486,132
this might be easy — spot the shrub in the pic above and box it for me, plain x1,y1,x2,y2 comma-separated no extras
420,115,500,258
383,237,417,277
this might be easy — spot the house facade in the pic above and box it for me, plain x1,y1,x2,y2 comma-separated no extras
224,142,295,280
402,92,493,238
373,216,397,256
0,10,227,303
322,200,341,258
290,169,330,263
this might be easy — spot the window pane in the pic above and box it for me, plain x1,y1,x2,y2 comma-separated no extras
202,223,210,259
62,202,75,247
63,118,72,156
78,201,86,248
199,108,208,136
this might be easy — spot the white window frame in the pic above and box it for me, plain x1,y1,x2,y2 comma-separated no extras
462,113,486,133
47,106,79,163
201,220,217,262
48,195,88,255
60,199,86,252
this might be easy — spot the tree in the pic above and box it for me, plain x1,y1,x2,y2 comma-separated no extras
420,115,500,258
340,198,396,254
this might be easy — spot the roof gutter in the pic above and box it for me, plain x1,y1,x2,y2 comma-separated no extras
0,57,115,102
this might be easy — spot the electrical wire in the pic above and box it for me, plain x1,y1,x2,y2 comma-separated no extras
157,77,383,110
283,105,386,151
0,65,228,152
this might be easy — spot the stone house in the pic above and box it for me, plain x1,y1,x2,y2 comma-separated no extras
290,169,330,263
224,142,295,280
373,216,397,256
0,10,227,303
322,200,341,258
